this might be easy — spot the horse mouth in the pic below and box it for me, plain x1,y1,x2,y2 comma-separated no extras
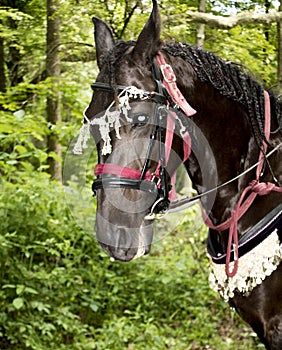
98,242,150,262
96,222,153,262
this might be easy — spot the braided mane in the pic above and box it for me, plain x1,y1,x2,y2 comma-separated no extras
103,40,282,145
163,42,282,146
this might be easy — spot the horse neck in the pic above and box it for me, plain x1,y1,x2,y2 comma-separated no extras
170,60,260,250
187,82,251,210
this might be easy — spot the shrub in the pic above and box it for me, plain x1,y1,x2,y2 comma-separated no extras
0,175,260,349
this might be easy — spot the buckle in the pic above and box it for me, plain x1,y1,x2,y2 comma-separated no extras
144,197,170,221
151,174,161,186
160,64,176,83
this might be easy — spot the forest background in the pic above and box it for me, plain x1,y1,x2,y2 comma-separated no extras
1,0,281,349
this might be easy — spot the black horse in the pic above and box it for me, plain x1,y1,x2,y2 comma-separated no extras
80,1,282,348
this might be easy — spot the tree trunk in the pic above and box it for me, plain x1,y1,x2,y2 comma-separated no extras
46,0,62,181
196,0,206,48
278,1,282,93
0,36,6,93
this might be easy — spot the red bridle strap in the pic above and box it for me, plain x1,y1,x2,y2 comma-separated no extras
158,112,191,200
155,52,197,117
94,163,154,181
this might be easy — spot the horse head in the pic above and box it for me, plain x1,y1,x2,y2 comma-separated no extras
84,0,282,267
86,1,177,261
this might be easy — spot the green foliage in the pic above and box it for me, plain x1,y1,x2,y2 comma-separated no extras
0,1,279,348
0,177,262,349
204,24,278,88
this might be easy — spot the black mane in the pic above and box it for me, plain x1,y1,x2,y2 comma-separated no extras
103,40,282,144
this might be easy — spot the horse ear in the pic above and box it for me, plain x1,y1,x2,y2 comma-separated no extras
92,17,115,70
132,0,162,62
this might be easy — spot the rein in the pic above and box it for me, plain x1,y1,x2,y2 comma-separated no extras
167,141,282,212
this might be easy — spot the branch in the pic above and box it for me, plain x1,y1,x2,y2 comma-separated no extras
119,1,140,39
185,10,282,29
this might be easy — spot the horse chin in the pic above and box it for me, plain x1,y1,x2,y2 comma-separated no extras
96,221,154,262
98,241,151,262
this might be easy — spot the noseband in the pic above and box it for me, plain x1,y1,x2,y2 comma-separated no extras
91,53,196,215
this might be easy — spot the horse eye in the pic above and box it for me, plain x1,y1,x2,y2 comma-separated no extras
132,114,149,127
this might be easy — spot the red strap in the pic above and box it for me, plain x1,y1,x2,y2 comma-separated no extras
183,131,192,161
159,112,192,200
153,54,194,199
94,164,153,181
156,52,197,117
204,90,282,277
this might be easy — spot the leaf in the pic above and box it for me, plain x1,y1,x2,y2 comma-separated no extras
2,284,16,289
14,145,27,154
6,160,18,165
13,297,24,310
24,287,38,295
48,151,62,162
90,303,99,312
0,124,14,133
16,285,25,295
30,301,50,313
13,109,25,119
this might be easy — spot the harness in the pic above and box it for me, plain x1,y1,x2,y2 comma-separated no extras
75,51,282,281
208,205,282,301
207,204,282,263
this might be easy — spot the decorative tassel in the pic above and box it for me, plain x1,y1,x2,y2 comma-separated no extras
73,86,150,155
73,123,90,155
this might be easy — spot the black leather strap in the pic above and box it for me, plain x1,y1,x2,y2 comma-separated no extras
91,82,167,104
207,204,282,264
92,177,158,196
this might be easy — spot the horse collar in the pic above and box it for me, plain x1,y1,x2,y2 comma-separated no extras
207,204,282,264
208,204,282,300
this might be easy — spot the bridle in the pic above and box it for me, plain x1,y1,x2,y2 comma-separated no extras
89,55,282,223
79,49,282,278
91,54,194,215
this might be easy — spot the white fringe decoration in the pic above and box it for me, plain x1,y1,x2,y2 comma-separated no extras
73,86,150,155
209,229,282,301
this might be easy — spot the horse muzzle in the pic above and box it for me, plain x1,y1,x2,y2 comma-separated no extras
95,213,154,262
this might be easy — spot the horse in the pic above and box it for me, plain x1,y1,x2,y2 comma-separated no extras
75,1,282,348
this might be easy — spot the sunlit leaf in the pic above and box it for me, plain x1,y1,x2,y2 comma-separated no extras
13,297,24,310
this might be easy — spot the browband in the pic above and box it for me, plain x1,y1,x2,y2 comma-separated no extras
91,82,167,105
